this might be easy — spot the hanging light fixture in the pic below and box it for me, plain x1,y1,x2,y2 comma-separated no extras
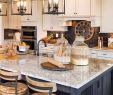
0,1,7,16
11,0,32,15
43,0,65,14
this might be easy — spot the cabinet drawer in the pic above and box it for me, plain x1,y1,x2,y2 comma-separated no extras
89,50,97,58
97,51,113,58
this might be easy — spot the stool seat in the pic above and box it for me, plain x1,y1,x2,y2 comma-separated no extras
0,82,28,95
32,93,56,95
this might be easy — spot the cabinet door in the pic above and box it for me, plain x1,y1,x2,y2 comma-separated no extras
89,50,97,58
97,51,113,59
102,0,113,33
21,0,38,22
43,15,67,31
76,0,91,16
64,0,76,16
91,0,101,16
43,14,52,30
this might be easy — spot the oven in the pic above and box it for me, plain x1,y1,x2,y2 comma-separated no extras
21,26,37,50
4,29,20,40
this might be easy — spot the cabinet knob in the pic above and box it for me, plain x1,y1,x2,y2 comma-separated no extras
103,54,107,55
27,18,30,20
74,13,77,14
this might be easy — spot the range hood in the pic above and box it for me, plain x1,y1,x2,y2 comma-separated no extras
58,16,101,27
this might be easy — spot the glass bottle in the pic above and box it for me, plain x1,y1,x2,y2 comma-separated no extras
54,33,71,64
71,36,89,65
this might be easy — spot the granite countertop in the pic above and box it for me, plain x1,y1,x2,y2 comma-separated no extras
0,55,113,89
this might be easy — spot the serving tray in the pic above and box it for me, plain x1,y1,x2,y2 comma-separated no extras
41,62,74,71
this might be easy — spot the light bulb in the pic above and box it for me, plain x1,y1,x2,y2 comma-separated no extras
23,1,26,7
17,1,20,7
0,3,2,9
17,0,26,8
49,0,52,4
54,0,59,4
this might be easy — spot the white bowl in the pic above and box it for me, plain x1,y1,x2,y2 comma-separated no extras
18,46,30,52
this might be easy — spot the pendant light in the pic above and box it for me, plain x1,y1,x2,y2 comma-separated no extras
43,0,65,15
11,0,32,15
0,1,7,16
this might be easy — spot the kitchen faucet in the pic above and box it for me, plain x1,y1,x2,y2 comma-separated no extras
37,39,47,56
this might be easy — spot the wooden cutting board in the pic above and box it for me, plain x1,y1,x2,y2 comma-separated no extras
41,62,74,71
0,55,5,60
0,55,19,60
6,55,19,60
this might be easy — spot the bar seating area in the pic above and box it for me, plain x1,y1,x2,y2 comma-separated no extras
0,69,28,95
26,76,57,95
0,69,57,95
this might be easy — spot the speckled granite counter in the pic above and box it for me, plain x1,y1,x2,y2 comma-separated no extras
0,55,113,89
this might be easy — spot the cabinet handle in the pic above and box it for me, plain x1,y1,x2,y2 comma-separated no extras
27,18,30,20
97,81,100,88
103,54,107,55
74,13,77,14
91,53,95,54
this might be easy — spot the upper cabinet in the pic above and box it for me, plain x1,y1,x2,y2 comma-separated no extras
43,15,67,31
90,0,101,27
101,0,113,33
62,0,91,17
21,0,38,22
91,0,101,17
2,3,21,29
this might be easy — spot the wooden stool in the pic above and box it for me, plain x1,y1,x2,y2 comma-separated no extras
0,69,28,95
26,76,57,95
32,93,56,95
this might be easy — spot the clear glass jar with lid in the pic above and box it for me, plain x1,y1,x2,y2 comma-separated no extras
71,36,89,65
54,33,71,64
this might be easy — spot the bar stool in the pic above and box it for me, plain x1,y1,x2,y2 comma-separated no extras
26,76,57,95
0,69,28,95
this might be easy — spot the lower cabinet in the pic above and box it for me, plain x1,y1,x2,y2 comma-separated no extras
89,49,113,60
80,70,112,95
68,69,112,95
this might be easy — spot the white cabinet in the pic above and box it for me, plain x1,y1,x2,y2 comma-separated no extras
90,0,101,27
3,4,21,29
101,0,113,33
8,15,21,29
63,0,91,16
43,15,67,31
21,0,38,22
89,49,113,60
97,51,113,59
89,50,97,58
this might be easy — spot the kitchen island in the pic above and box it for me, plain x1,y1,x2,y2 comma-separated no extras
0,54,113,95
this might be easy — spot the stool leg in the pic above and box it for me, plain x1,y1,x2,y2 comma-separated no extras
27,88,30,95
49,89,52,95
15,77,18,95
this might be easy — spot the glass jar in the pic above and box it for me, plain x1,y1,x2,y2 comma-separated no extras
71,36,89,65
54,34,71,64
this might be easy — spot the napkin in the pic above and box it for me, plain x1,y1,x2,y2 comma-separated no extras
45,57,65,68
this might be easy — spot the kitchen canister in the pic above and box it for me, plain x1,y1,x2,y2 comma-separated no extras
71,36,89,66
54,34,71,64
